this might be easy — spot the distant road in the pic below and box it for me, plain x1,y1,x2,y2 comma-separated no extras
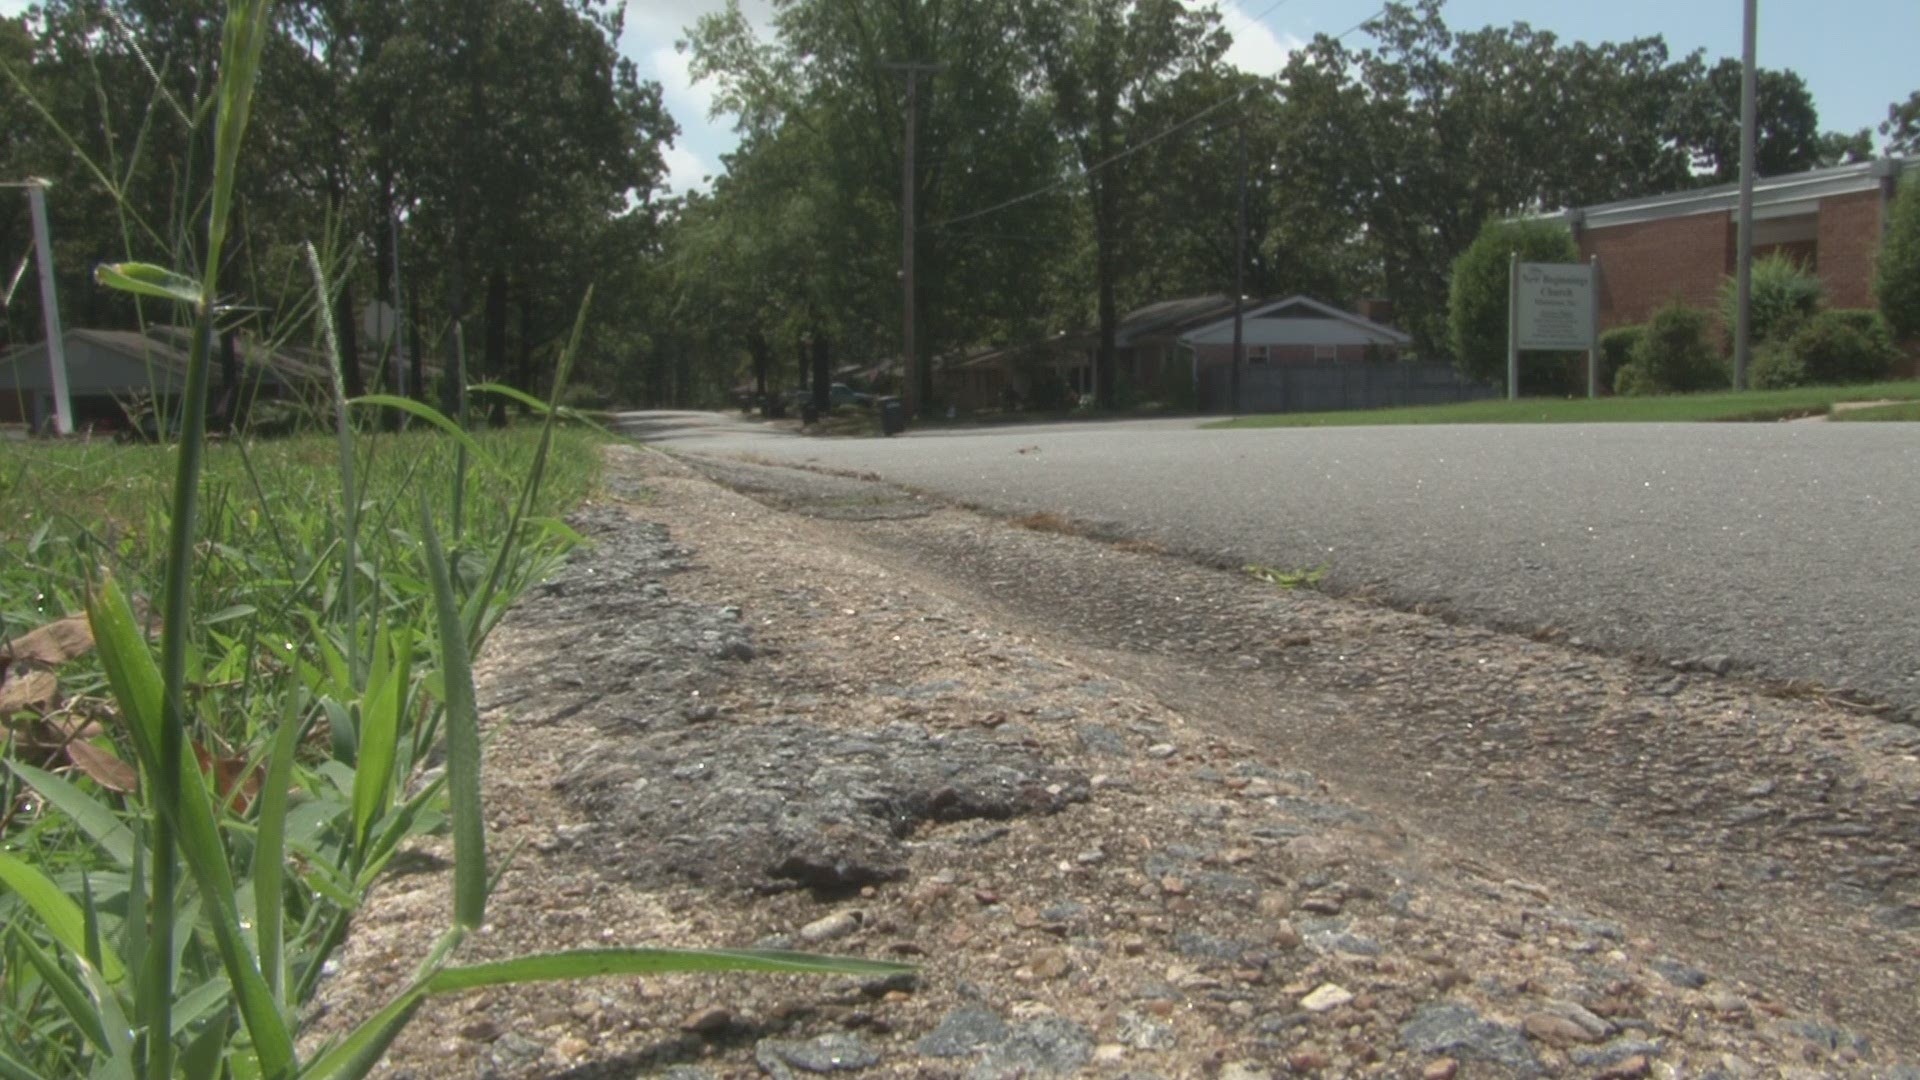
622,410,1920,716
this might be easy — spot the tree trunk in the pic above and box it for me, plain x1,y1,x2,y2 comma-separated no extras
217,328,240,432
1093,189,1118,411
337,278,364,400
796,337,809,394
516,295,535,413
748,330,772,416
408,281,426,405
811,331,831,412
483,267,509,426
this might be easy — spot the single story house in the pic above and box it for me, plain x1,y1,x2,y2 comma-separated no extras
1179,295,1413,371
1561,156,1912,332
2,324,419,432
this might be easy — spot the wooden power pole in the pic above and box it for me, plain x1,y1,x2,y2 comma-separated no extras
886,61,943,419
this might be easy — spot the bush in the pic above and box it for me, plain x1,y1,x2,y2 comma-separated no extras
1878,177,1920,341
1625,301,1728,394
1790,308,1899,385
1598,325,1644,390
1721,252,1824,343
1749,340,1808,389
1613,361,1661,397
1448,216,1581,389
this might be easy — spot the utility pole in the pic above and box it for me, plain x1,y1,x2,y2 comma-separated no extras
6,179,73,435
886,61,942,419
1733,0,1758,390
1230,110,1247,416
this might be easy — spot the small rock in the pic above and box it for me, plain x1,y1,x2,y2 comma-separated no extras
1422,1059,1459,1080
1524,1012,1601,1046
1652,957,1709,989
1160,876,1189,896
1707,991,1749,1016
799,910,862,944
755,1032,879,1074
1288,1049,1331,1072
552,1035,590,1061
1300,984,1354,1013
918,1006,1010,1058
1299,894,1344,915
1700,654,1733,676
459,1019,500,1043
1146,742,1178,759
1030,949,1070,980
1221,1064,1272,1080
1599,1055,1651,1079
680,1006,733,1035
1118,1011,1178,1051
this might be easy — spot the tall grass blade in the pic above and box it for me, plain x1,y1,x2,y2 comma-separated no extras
0,1047,51,1080
93,263,203,307
345,396,501,477
0,853,128,984
416,492,485,929
308,242,360,690
253,692,303,1004
295,988,425,1080
2,761,137,869
8,927,113,1054
425,948,915,993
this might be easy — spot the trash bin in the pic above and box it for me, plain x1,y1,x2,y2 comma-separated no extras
801,401,820,426
879,397,906,436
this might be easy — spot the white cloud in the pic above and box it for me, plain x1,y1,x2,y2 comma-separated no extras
660,142,715,196
1217,2,1305,76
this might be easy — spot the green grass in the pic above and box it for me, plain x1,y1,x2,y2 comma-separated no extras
1206,380,1920,428
1829,400,1920,421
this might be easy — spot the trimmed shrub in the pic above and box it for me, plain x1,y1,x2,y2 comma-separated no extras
1613,361,1661,397
1749,340,1808,389
1790,308,1899,385
1626,302,1728,394
1721,252,1824,344
1598,325,1644,390
1878,177,1920,341
1448,217,1581,389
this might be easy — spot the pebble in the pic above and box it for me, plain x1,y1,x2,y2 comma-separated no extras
1422,1059,1458,1080
1030,949,1070,979
680,1006,733,1035
1524,1011,1601,1046
1147,743,1179,759
799,910,862,944
1300,984,1354,1012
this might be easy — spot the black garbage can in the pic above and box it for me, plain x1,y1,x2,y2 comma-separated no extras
879,397,906,436
801,401,820,425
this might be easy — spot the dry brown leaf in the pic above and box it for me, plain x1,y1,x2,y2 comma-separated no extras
0,669,60,718
67,740,139,793
3,613,95,667
195,743,261,815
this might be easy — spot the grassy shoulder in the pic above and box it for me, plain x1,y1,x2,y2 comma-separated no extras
1206,380,1920,429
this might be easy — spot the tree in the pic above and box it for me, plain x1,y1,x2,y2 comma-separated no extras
1016,0,1226,409
1448,217,1579,392
1819,128,1874,167
1878,179,1920,341
1884,91,1920,157
1673,58,1823,183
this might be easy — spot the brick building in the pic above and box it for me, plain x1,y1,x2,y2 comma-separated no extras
1564,157,1911,332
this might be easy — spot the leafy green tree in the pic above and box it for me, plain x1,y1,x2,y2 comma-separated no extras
1882,90,1920,156
1447,217,1578,391
1016,0,1227,409
1875,179,1920,341
1818,128,1874,167
1673,58,1823,183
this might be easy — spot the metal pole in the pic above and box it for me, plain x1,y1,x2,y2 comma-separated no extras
389,213,407,400
1733,0,1758,391
1507,251,1520,401
1231,110,1247,416
1587,254,1601,399
26,183,72,435
901,71,918,419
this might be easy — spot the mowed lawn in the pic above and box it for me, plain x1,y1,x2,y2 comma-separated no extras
1208,380,1920,428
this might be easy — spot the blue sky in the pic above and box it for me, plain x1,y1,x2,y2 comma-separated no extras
4,0,1912,195
629,0,1918,195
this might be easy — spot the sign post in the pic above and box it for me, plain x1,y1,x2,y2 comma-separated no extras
1509,259,1599,399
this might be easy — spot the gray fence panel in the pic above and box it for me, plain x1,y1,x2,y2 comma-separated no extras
1200,361,1497,415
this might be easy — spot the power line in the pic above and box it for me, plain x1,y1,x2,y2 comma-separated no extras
926,3,1388,232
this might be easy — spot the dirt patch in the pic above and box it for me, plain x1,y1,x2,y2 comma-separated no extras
304,444,1917,1079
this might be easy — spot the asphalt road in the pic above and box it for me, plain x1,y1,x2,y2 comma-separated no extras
622,410,1920,715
